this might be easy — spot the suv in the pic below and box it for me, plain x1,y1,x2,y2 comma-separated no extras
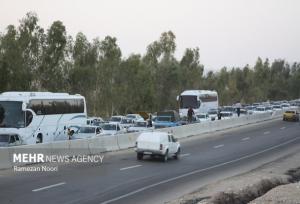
135,131,181,162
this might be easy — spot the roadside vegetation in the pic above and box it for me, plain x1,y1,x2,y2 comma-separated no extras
1,12,300,116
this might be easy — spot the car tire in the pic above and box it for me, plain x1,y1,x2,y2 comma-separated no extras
162,150,168,162
174,148,181,160
137,153,143,160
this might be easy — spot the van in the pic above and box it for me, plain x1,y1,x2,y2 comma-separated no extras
135,131,180,162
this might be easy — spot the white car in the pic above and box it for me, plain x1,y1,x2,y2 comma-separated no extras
265,106,273,113
272,105,282,111
73,125,101,139
86,117,105,126
127,121,151,133
281,103,290,110
120,118,135,129
99,123,125,136
207,109,218,121
135,131,180,162
220,111,233,119
253,106,266,114
125,114,145,122
196,113,210,122
109,115,125,124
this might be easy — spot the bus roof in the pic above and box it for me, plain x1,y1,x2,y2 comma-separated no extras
180,90,217,96
0,92,84,101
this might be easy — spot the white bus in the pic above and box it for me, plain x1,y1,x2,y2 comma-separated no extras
177,90,218,117
0,92,87,145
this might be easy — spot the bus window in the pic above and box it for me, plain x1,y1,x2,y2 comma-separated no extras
25,111,33,127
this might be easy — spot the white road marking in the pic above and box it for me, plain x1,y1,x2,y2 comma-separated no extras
280,127,286,130
214,144,224,149
120,165,142,171
181,153,191,157
101,137,300,204
241,137,250,141
264,131,270,135
32,182,66,192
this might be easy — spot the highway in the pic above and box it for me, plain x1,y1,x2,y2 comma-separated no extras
0,119,299,204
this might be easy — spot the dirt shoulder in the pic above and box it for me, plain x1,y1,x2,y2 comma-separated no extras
168,149,300,204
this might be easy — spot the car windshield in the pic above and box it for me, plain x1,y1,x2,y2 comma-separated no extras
79,127,95,133
121,119,133,124
0,101,25,128
110,117,121,122
222,113,232,117
208,110,218,114
0,135,9,142
197,115,206,119
102,124,116,130
256,108,265,111
126,115,136,119
273,105,281,108
286,111,295,114
156,117,171,122
223,107,234,112
135,122,147,127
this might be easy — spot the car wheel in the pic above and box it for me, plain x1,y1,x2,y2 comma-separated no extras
137,153,143,160
162,150,168,162
174,148,181,160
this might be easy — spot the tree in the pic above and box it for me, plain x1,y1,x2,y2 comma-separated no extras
39,21,67,91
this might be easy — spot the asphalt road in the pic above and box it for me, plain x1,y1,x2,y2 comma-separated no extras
0,119,299,204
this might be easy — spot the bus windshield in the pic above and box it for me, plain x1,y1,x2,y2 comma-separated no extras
0,101,25,128
179,96,199,109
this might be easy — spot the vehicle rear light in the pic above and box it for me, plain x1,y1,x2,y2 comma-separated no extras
160,144,163,150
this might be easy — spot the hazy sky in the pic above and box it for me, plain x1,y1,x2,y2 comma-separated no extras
0,0,299,71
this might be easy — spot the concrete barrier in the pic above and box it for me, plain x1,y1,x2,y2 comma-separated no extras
117,132,139,149
0,147,12,169
0,109,293,170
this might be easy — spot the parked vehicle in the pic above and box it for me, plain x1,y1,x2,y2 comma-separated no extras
220,111,233,119
283,110,299,122
153,110,181,129
125,114,144,122
86,117,105,126
72,125,101,139
127,121,151,133
239,108,248,115
98,123,125,136
153,116,181,129
272,105,282,111
109,115,125,124
179,116,199,125
253,106,266,114
281,103,290,110
265,106,273,113
177,90,218,117
135,131,181,162
245,106,255,115
196,113,210,122
207,108,218,121
120,118,135,129
0,92,87,144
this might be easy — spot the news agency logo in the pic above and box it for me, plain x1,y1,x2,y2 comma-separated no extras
13,153,105,163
